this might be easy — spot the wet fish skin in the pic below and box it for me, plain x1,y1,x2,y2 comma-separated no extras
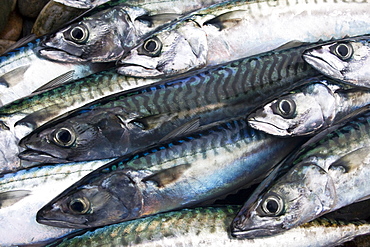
39,0,226,63
231,107,370,238
0,158,113,246
248,77,370,136
47,205,370,247
303,35,370,88
118,0,370,78
0,37,111,106
36,116,306,228
19,43,318,164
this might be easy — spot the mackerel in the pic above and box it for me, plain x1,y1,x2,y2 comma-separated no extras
36,117,306,228
118,0,370,78
50,206,370,247
232,106,370,238
0,37,111,106
0,158,113,246
19,43,318,163
303,34,370,88
248,77,370,136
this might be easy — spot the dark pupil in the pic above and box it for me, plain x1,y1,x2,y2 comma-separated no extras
145,40,157,52
70,200,85,213
71,28,84,40
266,200,279,213
57,129,71,144
337,45,349,57
280,100,291,114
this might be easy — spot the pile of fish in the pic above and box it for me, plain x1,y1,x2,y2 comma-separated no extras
2,0,370,246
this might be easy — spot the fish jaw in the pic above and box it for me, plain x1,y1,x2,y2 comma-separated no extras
303,47,346,82
18,149,69,163
231,162,336,238
37,170,144,228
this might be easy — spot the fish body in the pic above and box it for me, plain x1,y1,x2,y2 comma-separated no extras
48,206,370,247
0,158,113,246
39,0,226,63
248,77,370,136
303,35,370,88
19,43,318,164
232,107,370,238
0,37,111,106
118,0,370,78
36,116,305,228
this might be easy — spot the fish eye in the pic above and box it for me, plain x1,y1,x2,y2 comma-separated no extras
261,194,284,216
65,24,89,44
53,127,76,147
138,36,162,57
332,43,353,60
69,198,90,214
272,98,296,118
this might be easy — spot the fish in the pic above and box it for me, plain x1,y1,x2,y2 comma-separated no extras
303,34,370,88
118,0,370,78
248,77,370,136
46,206,370,247
35,116,306,228
18,43,318,164
231,106,370,238
38,0,226,63
0,158,113,246
0,36,112,106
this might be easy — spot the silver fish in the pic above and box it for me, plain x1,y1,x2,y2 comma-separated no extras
0,158,113,246
248,77,370,136
18,43,318,164
303,35,370,88
39,0,226,63
36,117,305,228
49,206,370,247
232,106,370,238
0,37,111,106
118,0,370,78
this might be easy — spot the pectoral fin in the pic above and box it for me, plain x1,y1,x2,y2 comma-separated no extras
0,65,31,88
328,147,370,173
137,13,182,27
159,118,200,142
204,10,247,30
143,163,191,187
0,190,31,208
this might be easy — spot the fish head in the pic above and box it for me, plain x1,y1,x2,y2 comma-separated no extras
39,6,138,62
36,170,143,228
18,111,131,163
303,38,370,87
117,21,208,78
231,162,336,238
248,82,336,136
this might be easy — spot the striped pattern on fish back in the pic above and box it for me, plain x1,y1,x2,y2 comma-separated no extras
84,44,318,120
53,206,239,247
293,109,370,167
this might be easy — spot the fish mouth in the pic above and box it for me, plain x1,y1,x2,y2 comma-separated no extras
231,227,277,239
38,47,85,63
18,149,68,163
117,63,163,77
248,118,289,136
302,51,344,79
